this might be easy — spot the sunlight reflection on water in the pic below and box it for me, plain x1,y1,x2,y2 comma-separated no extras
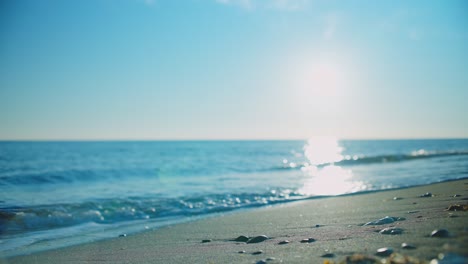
299,137,365,195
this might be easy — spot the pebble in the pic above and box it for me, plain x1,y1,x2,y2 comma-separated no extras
238,250,246,254
393,197,403,200
201,239,212,243
252,250,263,255
401,242,416,249
431,229,449,238
420,192,433,197
364,216,405,226
379,227,403,235
256,260,267,264
247,235,269,244
315,224,321,228
234,235,250,242
266,257,276,261
321,253,335,258
119,234,127,237
278,240,290,245
300,238,316,243
376,247,393,257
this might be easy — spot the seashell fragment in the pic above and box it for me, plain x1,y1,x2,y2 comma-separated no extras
376,247,393,257
431,229,449,238
379,227,403,235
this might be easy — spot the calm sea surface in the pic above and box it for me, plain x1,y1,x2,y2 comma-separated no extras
1,139,468,256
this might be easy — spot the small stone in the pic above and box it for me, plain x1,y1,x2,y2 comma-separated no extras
252,250,263,255
321,253,335,258
202,239,212,243
420,192,433,197
266,257,276,261
256,260,267,264
401,242,416,249
300,238,315,243
364,216,403,226
247,235,269,244
376,247,393,257
393,197,403,200
234,235,250,242
278,240,290,245
431,229,449,238
119,234,127,237
238,250,246,254
379,227,403,235
407,210,419,214
453,194,461,197
315,224,320,228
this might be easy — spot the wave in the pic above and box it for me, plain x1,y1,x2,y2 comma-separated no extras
275,150,468,170
0,189,305,236
0,168,159,186
2,150,467,186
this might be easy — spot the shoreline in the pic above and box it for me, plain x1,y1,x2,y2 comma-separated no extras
3,178,468,263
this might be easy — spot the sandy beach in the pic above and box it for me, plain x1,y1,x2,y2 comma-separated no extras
4,179,467,264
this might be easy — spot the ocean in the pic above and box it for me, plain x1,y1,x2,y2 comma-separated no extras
1,139,467,256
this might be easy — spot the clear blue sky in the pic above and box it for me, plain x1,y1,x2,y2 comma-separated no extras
1,0,467,140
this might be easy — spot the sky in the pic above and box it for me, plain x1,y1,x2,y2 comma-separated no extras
1,0,467,140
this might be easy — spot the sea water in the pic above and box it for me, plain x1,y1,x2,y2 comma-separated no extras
1,139,467,256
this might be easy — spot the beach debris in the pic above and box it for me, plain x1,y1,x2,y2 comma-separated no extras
379,227,403,235
338,254,380,264
321,253,336,258
420,192,433,198
119,234,127,237
401,243,416,249
247,235,269,244
234,235,250,242
201,239,212,243
430,229,449,238
300,237,316,243
446,204,468,211
238,250,246,254
387,253,426,264
364,216,405,226
278,240,290,245
252,250,263,255
376,247,393,257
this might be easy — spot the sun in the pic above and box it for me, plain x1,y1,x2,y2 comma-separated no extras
304,61,343,97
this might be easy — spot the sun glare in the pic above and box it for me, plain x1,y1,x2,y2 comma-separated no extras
306,61,343,97
299,137,365,195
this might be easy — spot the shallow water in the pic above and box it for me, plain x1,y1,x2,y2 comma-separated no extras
1,139,467,256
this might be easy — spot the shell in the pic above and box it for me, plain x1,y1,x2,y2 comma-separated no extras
430,229,449,238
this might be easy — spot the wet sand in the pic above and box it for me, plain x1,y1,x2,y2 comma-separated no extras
3,179,468,263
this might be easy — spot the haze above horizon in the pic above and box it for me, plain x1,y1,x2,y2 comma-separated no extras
1,0,467,140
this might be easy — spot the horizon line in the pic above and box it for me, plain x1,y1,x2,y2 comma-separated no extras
1,137,467,142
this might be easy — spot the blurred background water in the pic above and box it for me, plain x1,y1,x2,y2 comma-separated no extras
1,139,467,256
